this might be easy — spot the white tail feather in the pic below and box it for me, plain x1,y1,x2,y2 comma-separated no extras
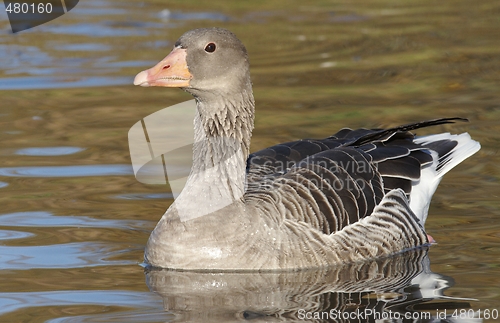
409,133,480,224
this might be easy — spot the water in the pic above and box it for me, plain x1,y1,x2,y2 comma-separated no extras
0,0,499,322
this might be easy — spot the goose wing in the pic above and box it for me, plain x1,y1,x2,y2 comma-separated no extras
246,117,476,235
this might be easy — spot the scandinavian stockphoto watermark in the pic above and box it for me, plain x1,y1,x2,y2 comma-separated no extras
128,100,372,221
3,0,79,33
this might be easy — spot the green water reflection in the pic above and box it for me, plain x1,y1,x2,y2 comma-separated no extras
0,0,498,321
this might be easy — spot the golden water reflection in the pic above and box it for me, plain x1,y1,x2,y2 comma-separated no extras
0,0,499,321
147,249,481,323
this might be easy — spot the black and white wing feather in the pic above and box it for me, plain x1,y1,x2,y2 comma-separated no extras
246,118,480,239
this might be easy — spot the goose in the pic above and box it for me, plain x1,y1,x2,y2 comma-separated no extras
133,27,480,271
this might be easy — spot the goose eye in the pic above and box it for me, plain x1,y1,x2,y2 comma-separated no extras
204,43,216,53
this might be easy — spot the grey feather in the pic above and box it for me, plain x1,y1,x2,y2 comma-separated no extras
136,28,480,270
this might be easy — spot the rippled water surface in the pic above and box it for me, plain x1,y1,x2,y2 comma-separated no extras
0,0,499,322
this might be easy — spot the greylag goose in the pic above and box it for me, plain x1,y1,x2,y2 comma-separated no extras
133,28,480,270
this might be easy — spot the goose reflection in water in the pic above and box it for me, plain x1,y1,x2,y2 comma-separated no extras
145,249,482,323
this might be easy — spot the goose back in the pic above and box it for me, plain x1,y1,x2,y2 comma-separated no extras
246,118,476,235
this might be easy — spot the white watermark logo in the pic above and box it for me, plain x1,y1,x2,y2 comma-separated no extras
297,308,498,321
298,309,431,321
129,100,375,222
128,100,246,221
128,100,196,192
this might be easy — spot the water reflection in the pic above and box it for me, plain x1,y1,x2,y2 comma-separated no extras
0,164,132,177
0,211,149,229
146,249,481,323
0,290,164,322
0,211,148,270
0,242,133,270
0,76,132,90
15,146,85,156
157,10,230,22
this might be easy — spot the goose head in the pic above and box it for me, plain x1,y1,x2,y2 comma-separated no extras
134,28,252,100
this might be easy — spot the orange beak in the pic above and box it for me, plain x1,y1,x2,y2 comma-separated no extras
133,47,192,87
